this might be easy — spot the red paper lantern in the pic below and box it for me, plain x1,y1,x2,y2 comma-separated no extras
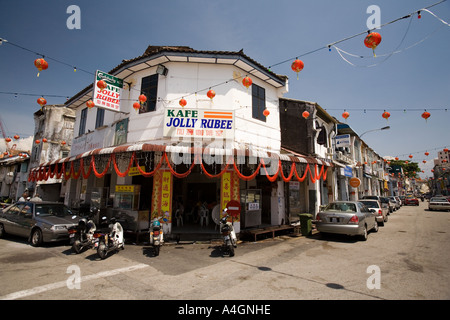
34,58,48,77
133,102,140,112
139,94,147,104
409,154,413,159
425,152,429,156
35,139,40,144
382,111,390,121
395,157,399,161
61,141,66,146
342,111,350,120
263,109,270,117
42,138,48,143
179,98,187,107
302,111,310,119
86,100,95,109
207,89,216,100
242,76,252,89
291,59,304,79
5,137,11,143
423,160,427,164
97,80,107,91
421,111,431,122
364,32,382,56
14,135,20,140
37,97,47,107
444,148,449,153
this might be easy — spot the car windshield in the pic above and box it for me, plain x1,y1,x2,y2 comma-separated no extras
324,202,357,212
359,201,379,208
431,198,449,202
35,204,73,217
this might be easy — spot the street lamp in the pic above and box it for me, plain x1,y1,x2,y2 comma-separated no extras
359,126,390,138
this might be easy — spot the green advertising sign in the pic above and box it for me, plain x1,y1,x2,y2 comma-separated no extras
93,70,124,112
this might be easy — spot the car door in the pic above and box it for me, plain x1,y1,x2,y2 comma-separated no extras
1,204,25,235
358,203,374,229
15,203,34,237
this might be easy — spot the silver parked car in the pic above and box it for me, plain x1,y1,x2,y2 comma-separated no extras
388,196,401,211
428,197,450,211
316,201,378,241
359,199,388,226
0,201,79,246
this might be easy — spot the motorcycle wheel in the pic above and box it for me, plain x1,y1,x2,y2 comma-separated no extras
97,241,108,260
154,245,160,256
228,244,235,257
72,239,82,254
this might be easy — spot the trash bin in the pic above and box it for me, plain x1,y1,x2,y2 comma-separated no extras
298,213,313,236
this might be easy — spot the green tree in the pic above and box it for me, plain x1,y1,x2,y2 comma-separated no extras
389,160,420,178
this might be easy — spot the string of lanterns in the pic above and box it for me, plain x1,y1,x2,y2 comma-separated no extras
1,4,446,120
1,2,448,149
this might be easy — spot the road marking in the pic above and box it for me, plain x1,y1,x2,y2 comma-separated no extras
0,263,149,300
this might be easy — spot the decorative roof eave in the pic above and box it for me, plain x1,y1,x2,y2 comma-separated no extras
65,46,287,109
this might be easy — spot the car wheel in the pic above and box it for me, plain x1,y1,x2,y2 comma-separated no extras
30,229,43,247
360,225,368,241
0,224,5,238
372,221,379,232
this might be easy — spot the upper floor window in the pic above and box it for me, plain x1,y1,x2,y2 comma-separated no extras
139,74,158,113
95,108,105,128
252,84,266,122
78,107,88,136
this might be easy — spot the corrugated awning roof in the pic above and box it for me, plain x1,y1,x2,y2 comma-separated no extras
33,143,332,170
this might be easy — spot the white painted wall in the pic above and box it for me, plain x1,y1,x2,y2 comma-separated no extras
71,60,286,155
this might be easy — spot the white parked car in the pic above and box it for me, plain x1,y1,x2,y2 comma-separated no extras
428,197,450,211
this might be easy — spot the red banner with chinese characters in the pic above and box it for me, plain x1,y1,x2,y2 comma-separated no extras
151,169,173,223
220,170,240,221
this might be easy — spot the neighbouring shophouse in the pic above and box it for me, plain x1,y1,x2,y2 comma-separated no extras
334,122,389,200
0,151,30,202
28,104,76,201
30,45,333,239
334,123,359,201
431,149,450,195
278,98,336,221
360,142,388,197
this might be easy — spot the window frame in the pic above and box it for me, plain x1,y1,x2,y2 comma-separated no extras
139,74,159,114
252,83,266,122
78,107,88,136
95,107,105,128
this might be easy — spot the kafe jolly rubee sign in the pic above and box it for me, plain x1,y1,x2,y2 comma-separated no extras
93,70,124,112
163,108,235,139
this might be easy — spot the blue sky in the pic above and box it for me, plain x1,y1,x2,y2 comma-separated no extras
0,0,449,178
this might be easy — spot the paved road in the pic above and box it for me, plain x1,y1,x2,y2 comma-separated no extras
0,201,449,301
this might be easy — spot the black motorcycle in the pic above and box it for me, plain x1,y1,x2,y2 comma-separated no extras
68,208,98,254
94,217,125,260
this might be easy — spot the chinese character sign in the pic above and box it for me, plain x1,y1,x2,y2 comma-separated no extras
151,170,173,223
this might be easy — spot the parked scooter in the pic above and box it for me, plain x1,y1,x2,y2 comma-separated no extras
149,219,164,256
68,207,98,254
94,217,124,260
68,207,98,253
219,209,237,257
